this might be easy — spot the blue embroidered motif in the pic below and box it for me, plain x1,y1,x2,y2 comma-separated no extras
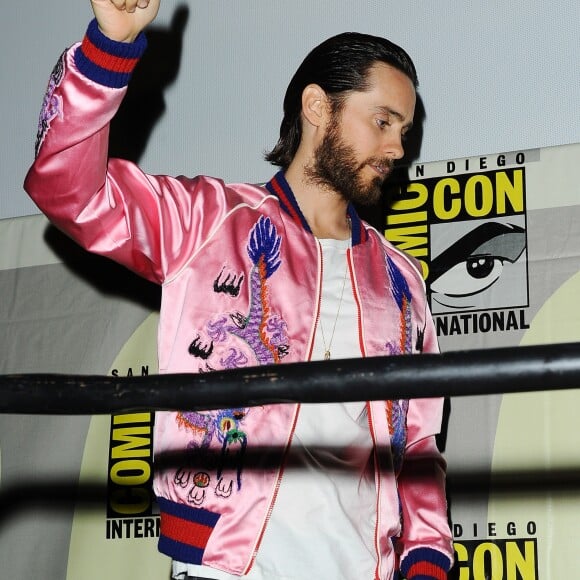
384,254,412,473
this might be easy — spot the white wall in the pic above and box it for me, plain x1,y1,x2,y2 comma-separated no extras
2,0,579,220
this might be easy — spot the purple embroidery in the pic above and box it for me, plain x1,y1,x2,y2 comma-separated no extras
180,217,289,500
206,316,229,342
225,217,288,365
265,316,289,347
196,216,290,369
219,347,249,369
35,52,65,158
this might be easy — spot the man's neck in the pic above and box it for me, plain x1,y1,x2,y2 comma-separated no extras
284,162,351,240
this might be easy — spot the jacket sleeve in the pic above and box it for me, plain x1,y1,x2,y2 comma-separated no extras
398,305,454,579
24,20,227,284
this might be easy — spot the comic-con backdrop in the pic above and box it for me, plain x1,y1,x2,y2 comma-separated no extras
1,142,579,579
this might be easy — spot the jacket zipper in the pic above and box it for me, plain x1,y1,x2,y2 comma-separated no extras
355,254,381,577
309,239,324,360
347,247,366,357
366,402,384,579
244,403,301,574
244,240,324,573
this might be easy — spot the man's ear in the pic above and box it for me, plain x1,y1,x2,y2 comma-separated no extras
301,84,330,129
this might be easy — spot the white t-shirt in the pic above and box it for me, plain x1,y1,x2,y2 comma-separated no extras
172,238,377,580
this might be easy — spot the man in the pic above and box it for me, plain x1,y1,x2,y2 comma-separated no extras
24,1,454,578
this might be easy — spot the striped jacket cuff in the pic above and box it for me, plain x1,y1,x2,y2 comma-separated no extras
74,18,147,88
157,498,221,565
400,547,451,579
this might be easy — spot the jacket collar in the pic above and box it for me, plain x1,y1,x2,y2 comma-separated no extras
265,171,368,247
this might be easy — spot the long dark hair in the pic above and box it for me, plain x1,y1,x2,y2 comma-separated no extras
264,32,418,170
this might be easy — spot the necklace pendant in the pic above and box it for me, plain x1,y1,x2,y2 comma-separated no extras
324,350,331,361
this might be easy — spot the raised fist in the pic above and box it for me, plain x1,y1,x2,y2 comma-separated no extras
90,0,161,42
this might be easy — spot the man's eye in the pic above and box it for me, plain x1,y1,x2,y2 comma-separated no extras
376,118,389,129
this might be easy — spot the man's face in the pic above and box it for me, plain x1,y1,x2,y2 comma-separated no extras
308,62,416,206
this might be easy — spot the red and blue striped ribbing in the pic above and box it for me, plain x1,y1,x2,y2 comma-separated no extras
74,18,147,88
266,171,312,233
400,547,451,580
265,171,367,247
157,497,221,564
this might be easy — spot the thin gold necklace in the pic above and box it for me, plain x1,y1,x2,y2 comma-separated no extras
319,224,351,361
319,256,349,360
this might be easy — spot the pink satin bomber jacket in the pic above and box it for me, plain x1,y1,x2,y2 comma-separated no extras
24,25,453,580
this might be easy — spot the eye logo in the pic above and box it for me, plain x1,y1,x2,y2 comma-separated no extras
429,219,528,314
384,161,530,318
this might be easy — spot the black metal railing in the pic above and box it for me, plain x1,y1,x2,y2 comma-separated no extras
1,342,579,414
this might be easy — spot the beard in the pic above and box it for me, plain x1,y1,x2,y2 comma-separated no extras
305,122,393,206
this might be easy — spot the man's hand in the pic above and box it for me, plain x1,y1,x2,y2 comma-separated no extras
90,0,161,43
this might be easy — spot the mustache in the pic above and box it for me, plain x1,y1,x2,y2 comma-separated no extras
365,158,395,177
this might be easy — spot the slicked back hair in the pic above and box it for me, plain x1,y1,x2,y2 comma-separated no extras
264,32,418,170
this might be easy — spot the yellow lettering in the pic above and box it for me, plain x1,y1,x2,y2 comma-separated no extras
384,225,429,280
431,169,524,220
391,182,429,211
464,175,494,217
386,210,428,225
473,542,503,580
433,178,461,220
109,488,151,515
496,169,524,214
385,225,428,251
110,459,151,486
506,540,536,580
454,542,471,580
111,426,151,459
113,413,151,425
